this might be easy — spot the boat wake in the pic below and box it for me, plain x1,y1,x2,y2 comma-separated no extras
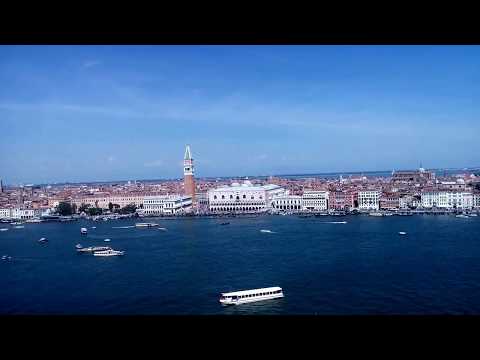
112,226,136,229
260,229,276,234
322,221,348,224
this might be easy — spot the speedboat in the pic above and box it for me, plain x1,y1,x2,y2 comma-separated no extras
220,287,284,305
75,244,83,249
104,238,111,242
398,232,407,235
135,223,159,228
260,229,274,233
93,249,124,257
38,237,47,243
0,228,8,232
80,227,88,234
91,226,96,229
456,214,469,218
14,226,25,229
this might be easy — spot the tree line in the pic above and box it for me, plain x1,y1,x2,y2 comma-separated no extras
55,202,138,216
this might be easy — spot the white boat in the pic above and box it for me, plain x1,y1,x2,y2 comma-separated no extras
369,212,384,217
398,232,407,235
77,246,112,253
260,229,274,233
75,244,83,249
91,226,96,229
93,249,125,257
135,223,159,228
14,226,24,229
0,228,8,232
26,219,42,223
80,227,88,234
456,214,469,218
38,237,47,243
10,222,24,225
104,238,111,242
1,255,11,261
220,287,284,305
469,214,478,217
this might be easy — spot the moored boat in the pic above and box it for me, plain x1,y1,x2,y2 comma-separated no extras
80,227,88,234
220,287,284,305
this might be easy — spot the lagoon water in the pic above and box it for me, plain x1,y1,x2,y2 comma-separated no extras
1,215,480,315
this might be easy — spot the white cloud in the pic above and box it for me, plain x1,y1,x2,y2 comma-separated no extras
82,60,101,69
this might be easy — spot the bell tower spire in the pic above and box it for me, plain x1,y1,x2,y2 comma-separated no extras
183,145,195,201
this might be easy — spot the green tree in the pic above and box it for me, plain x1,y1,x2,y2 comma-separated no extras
87,207,103,216
108,202,114,212
56,201,73,216
118,204,137,214
78,203,91,213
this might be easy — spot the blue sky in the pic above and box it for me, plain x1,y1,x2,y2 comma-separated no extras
0,45,479,184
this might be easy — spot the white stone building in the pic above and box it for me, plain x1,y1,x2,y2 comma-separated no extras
142,195,192,215
208,181,286,213
271,195,303,211
358,191,380,211
72,195,145,210
474,193,480,209
302,191,329,211
0,208,12,219
421,191,473,210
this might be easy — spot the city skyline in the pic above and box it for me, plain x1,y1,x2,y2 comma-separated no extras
1,45,480,184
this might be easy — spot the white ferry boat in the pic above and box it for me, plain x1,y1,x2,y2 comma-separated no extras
80,227,88,234
369,212,384,217
77,246,112,253
219,287,284,305
135,223,159,228
456,214,469,219
93,249,125,257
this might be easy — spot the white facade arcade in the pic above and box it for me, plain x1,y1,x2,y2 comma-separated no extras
142,195,192,215
208,181,286,213
302,191,329,211
271,195,302,211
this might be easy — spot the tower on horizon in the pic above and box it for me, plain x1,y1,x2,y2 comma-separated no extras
183,145,196,202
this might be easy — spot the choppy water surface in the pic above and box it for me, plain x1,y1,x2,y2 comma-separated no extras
1,215,480,314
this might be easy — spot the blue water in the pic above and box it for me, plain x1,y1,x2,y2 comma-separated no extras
1,215,480,314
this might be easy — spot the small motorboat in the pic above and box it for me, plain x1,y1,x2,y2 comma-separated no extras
455,214,469,219
260,229,274,233
91,226,97,229
398,232,407,235
80,227,88,234
38,237,48,243
104,238,111,242
14,226,25,229
469,214,478,217
0,228,8,232
75,244,83,249
135,223,159,228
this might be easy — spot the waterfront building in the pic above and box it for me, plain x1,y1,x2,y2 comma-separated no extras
358,191,380,211
183,145,196,202
142,195,192,215
8,208,43,220
474,193,480,209
379,193,400,211
328,191,354,211
271,195,302,211
208,181,286,213
0,208,11,219
421,191,473,210
302,190,329,211
399,195,414,209
72,195,145,210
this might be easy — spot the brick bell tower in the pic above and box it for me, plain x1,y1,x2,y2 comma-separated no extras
183,145,196,202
